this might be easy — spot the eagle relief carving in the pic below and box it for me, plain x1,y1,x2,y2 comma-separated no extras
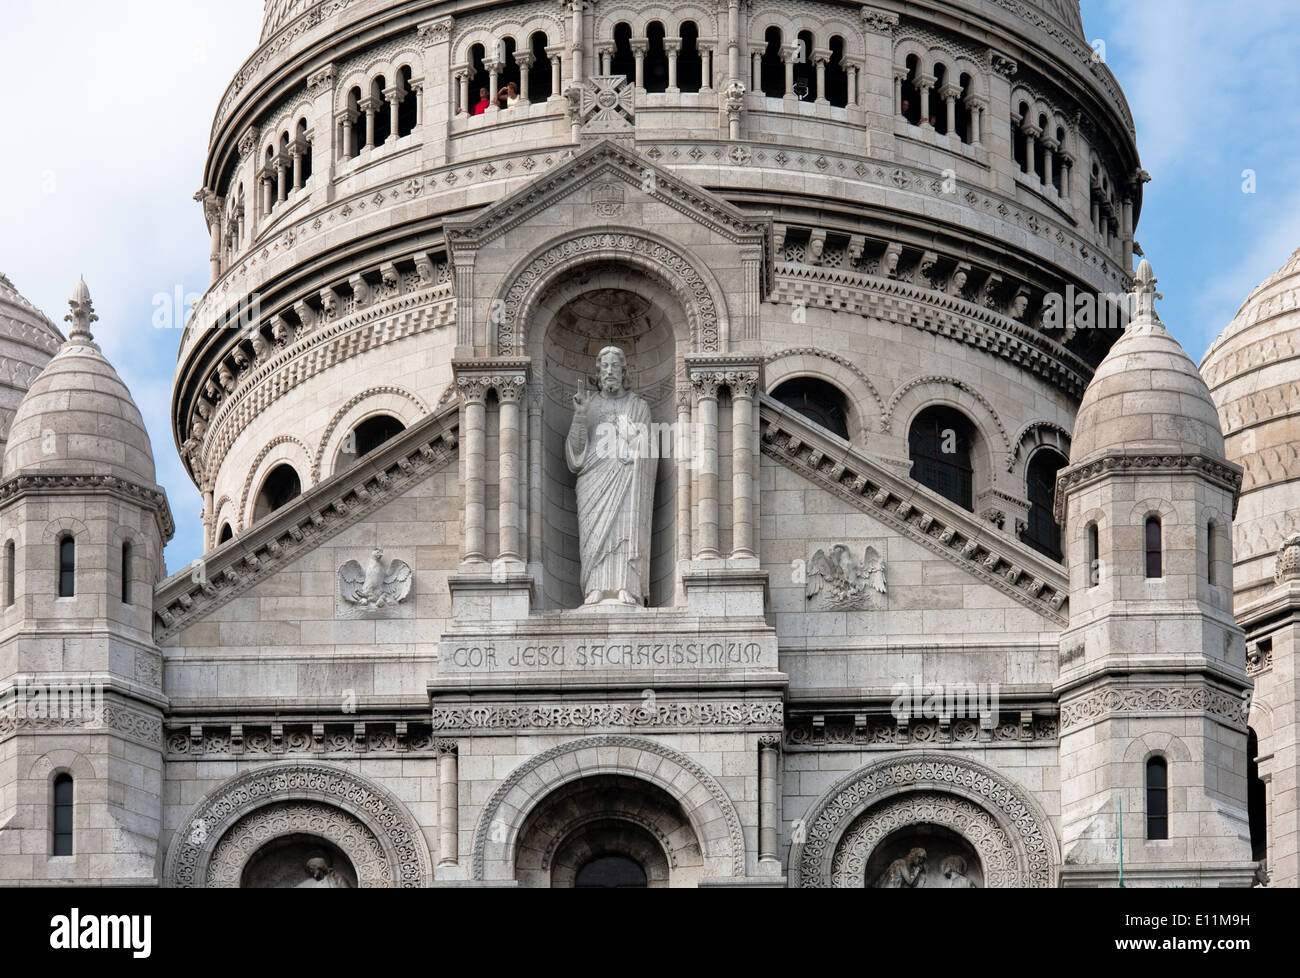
806,544,887,611
337,548,413,618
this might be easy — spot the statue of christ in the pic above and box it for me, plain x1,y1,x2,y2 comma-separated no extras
566,346,657,607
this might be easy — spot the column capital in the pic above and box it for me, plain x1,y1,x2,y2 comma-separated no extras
811,47,832,66
779,42,800,63
456,375,491,405
964,94,988,111
1021,121,1043,139
545,43,567,60
515,51,536,69
628,38,648,55
359,94,383,113
1041,136,1060,153
758,733,782,750
987,49,1018,78
307,63,338,96
663,38,682,54
691,370,725,399
416,15,454,47
383,84,405,104
497,376,527,403
861,7,900,33
915,72,937,92
434,738,459,755
937,81,962,101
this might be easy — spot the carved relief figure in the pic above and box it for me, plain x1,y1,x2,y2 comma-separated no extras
566,346,657,607
339,547,412,610
940,854,977,888
295,855,353,888
875,847,927,888
806,544,887,610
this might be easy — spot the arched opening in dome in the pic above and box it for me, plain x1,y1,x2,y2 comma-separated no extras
611,23,634,82
469,44,489,114
678,22,702,93
1013,101,1030,172
499,37,521,107
908,406,975,512
347,86,364,157
279,132,292,198
761,27,784,98
529,32,552,100
794,30,815,102
575,854,649,888
1034,113,1050,183
371,76,391,144
57,535,75,598
900,54,921,124
296,118,312,184
826,36,848,107
931,63,948,132
218,523,233,545
335,415,406,473
956,73,973,143
772,378,850,440
1248,727,1267,861
1020,449,1066,562
254,465,302,523
644,22,668,93
396,66,417,136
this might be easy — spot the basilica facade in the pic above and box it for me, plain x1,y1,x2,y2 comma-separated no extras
0,0,1295,888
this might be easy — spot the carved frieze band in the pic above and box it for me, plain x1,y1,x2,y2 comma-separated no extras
1059,684,1248,732
786,712,1058,748
1054,452,1244,523
431,701,784,731
166,721,439,757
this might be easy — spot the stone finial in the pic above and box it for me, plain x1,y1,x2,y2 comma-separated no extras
1131,258,1163,326
1276,532,1300,586
65,277,98,342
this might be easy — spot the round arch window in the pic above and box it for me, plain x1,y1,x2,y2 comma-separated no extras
908,406,975,511
253,464,302,522
772,377,850,440
336,414,406,473
574,854,648,888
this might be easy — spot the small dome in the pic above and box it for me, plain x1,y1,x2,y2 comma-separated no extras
1070,261,1225,465
2,280,156,485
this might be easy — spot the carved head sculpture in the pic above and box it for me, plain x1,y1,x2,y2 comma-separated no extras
940,854,967,879
596,346,630,396
306,856,331,880
906,848,927,872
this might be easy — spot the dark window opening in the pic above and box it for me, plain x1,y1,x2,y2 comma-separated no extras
761,27,784,98
773,378,850,440
1013,102,1030,172
53,774,73,856
1248,728,1266,862
1146,756,1168,840
121,543,132,605
1207,520,1219,585
645,22,668,93
575,854,647,888
4,539,13,608
529,32,552,100
900,55,920,124
825,36,847,108
296,119,312,183
397,66,417,136
956,74,972,143
793,30,815,102
1033,114,1049,183
678,22,702,93
254,465,302,522
58,537,75,598
218,524,234,545
931,63,947,133
1086,522,1100,588
348,87,364,157
1021,450,1066,561
909,406,975,512
469,45,489,114
611,24,634,82
372,76,391,144
1145,516,1162,579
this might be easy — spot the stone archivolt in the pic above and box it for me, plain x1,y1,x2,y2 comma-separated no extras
1059,683,1249,733
431,701,784,731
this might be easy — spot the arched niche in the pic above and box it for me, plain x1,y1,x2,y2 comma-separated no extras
528,263,689,610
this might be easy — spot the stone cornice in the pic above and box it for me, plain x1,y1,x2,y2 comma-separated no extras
758,397,1069,625
1054,451,1245,523
0,472,175,542
154,404,458,641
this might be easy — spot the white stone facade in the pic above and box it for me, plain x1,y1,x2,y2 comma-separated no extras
0,0,1289,888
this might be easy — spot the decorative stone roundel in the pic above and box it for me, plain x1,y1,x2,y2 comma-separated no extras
791,753,1057,888
498,232,724,355
164,763,431,888
207,801,390,887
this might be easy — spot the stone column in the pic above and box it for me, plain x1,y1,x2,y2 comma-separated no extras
275,155,288,201
597,44,611,75
1023,123,1041,179
515,52,534,103
360,95,379,148
484,59,501,113
917,73,936,125
337,111,354,158
497,377,526,562
729,370,758,558
570,0,583,85
781,43,797,102
528,398,543,563
665,38,681,93
291,144,305,190
728,0,741,83
675,386,692,562
385,85,403,139
261,171,274,216
458,376,489,562
702,43,714,92
437,741,459,867
1122,192,1135,270
691,371,721,558
940,82,960,134
547,45,564,98
812,49,830,105
1060,153,1073,198
966,95,985,144
1042,137,1057,190
847,62,860,108
631,39,648,91
751,50,762,91
758,735,781,863
457,70,470,115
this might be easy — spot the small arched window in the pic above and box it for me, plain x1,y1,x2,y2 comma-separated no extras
1144,516,1162,579
1085,522,1100,588
908,406,975,512
1248,728,1266,861
529,31,552,101
1021,449,1066,562
900,54,920,123
645,22,668,93
825,36,847,108
218,524,234,545
337,415,406,472
1206,520,1218,586
1146,756,1168,840
347,87,364,157
794,30,815,102
296,118,312,183
53,773,74,856
760,27,784,98
772,378,850,440
371,76,391,144
931,63,948,132
58,536,75,598
956,74,972,142
678,22,702,93
611,24,634,83
121,542,132,605
254,465,302,522
4,539,13,608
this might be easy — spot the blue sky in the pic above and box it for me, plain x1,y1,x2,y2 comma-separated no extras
1,0,1297,574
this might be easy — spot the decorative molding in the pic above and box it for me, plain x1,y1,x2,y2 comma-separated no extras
431,701,784,731
1276,533,1300,586
1059,683,1247,732
164,763,431,888
165,721,437,757
786,713,1057,747
792,753,1056,888
0,473,174,541
1055,452,1245,523
763,346,887,422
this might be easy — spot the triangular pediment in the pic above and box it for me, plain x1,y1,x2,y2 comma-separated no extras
758,396,1070,625
151,404,459,641
444,139,773,268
